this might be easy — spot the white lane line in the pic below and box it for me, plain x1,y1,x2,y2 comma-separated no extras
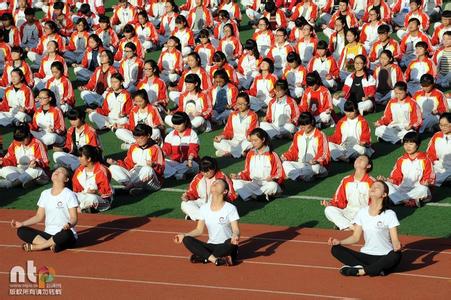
1,221,449,255
0,244,450,281
119,186,451,207
0,271,354,299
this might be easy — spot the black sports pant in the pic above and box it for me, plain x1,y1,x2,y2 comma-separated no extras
17,226,77,252
331,245,401,276
183,236,238,260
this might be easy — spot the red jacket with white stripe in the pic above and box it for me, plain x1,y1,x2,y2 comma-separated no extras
248,73,277,97
283,128,331,166
362,2,392,23
115,36,144,61
222,110,259,140
34,54,68,79
162,128,199,162
72,162,113,198
45,76,75,107
117,143,165,182
4,26,21,47
403,9,429,33
328,115,372,146
84,66,117,92
342,73,376,100
328,9,358,29
157,48,183,74
239,147,285,185
373,64,404,90
405,57,436,83
135,21,159,44
1,138,49,171
187,6,213,29
299,86,333,117
178,67,212,92
0,84,34,114
368,38,401,62
177,91,212,119
96,89,133,117
95,27,119,50
389,152,435,186
399,32,432,55
337,43,367,71
136,76,168,106
208,63,238,86
431,24,451,46
79,46,105,69
208,83,239,110
291,2,319,23
30,106,66,135
377,97,423,130
185,170,237,202
66,31,89,52
1,60,33,87
307,55,339,80
64,124,100,154
329,173,375,208
427,132,451,165
265,96,300,125
263,9,288,29
125,104,163,131
412,88,448,115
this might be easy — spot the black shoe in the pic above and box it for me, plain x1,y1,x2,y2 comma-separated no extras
190,254,207,264
339,265,362,276
215,256,232,266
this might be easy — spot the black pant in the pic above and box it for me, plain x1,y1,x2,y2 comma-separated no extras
17,226,76,252
331,245,401,276
183,236,238,261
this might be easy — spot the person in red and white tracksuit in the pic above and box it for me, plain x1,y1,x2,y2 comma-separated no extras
73,35,104,83
427,113,451,187
399,18,433,68
0,69,34,126
115,89,164,149
322,155,375,230
359,9,385,54
368,24,401,70
53,108,101,171
329,101,375,162
373,50,404,105
379,132,435,207
162,112,200,180
247,58,277,112
72,145,113,212
45,61,75,113
283,51,307,100
217,23,242,68
252,17,274,57
135,11,159,51
237,39,261,90
213,92,259,158
157,36,183,84
136,59,168,110
267,28,295,78
87,73,132,130
30,89,66,147
108,124,164,194
33,40,68,92
117,42,144,92
208,69,238,125
260,79,300,139
375,81,423,144
111,0,138,33
281,112,330,182
0,125,50,189
307,40,339,90
412,74,449,133
230,128,285,201
404,41,436,96
298,71,334,128
181,156,237,220
294,23,318,67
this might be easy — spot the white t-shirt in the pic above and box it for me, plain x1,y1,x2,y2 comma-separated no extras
353,207,400,256
199,202,240,244
37,188,79,237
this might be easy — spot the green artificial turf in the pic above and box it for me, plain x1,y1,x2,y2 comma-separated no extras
0,1,450,238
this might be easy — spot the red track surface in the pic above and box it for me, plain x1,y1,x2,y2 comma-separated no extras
1,209,450,299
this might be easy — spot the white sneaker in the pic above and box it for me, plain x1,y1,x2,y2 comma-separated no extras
120,143,131,151
0,179,12,189
215,150,226,157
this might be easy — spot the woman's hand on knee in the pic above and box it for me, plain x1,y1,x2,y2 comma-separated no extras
11,220,23,229
174,234,185,244
328,237,340,246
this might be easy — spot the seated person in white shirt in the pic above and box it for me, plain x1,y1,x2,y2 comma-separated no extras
174,178,240,266
328,180,402,276
11,167,78,252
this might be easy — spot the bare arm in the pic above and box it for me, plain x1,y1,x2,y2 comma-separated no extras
11,207,46,229
389,226,402,252
230,220,240,245
174,220,205,243
328,225,363,245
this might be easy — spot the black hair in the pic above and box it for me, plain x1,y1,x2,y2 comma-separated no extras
79,145,101,163
213,69,230,83
133,89,150,104
145,59,160,77
373,180,390,215
184,73,202,93
224,23,236,36
439,112,451,123
444,31,451,37
420,74,434,87
111,72,124,82
409,0,421,5
357,154,373,173
402,131,421,146
45,21,58,33
249,128,271,148
294,17,304,28
257,17,270,28
343,100,359,113
276,27,287,37
171,112,192,128
11,68,26,84
88,34,103,49
298,112,316,126
236,91,250,104
24,7,35,16
408,18,421,27
133,123,153,138
175,15,188,27
124,41,137,53
38,88,57,107
218,10,230,19
354,54,369,75
11,46,26,60
50,61,65,77
99,15,110,24
275,79,289,92
317,40,328,50
368,7,381,20
76,17,89,31
123,24,135,34
213,51,227,63
244,39,260,59
264,0,276,13
377,24,391,34
53,1,65,10
101,49,114,65
138,10,149,21
345,27,360,43
13,124,31,142
79,3,91,15
443,10,451,18
168,36,182,52
198,28,210,39
306,71,323,87
261,57,275,73
394,81,408,91
199,156,219,172
0,13,13,22
166,0,180,13
379,49,394,63
67,107,86,122
187,52,201,66
415,41,429,54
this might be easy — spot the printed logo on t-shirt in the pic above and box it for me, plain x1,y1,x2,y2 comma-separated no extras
376,221,385,229
56,201,63,209
219,217,227,224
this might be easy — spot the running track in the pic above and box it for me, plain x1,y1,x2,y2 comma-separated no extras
0,209,450,299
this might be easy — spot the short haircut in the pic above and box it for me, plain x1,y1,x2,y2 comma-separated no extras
133,123,152,137
67,107,86,121
343,100,358,113
13,124,31,141
402,131,421,146
420,74,434,86
394,81,408,91
377,24,391,34
298,112,315,126
199,156,218,172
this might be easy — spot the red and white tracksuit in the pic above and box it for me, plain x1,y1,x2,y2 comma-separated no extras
412,89,448,133
282,128,330,181
386,152,435,205
80,65,117,106
324,173,375,230
118,56,144,91
375,97,423,144
157,48,183,83
260,96,300,138
282,64,307,99
335,72,376,115
405,57,436,95
45,76,75,113
233,147,285,201
136,75,168,107
267,41,296,77
208,83,239,124
373,63,404,104
30,106,66,146
306,55,339,89
88,89,132,129
328,115,374,161
247,73,278,112
299,85,334,126
0,84,34,126
236,51,261,90
109,143,164,191
252,29,275,57
213,110,259,158
427,132,451,186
